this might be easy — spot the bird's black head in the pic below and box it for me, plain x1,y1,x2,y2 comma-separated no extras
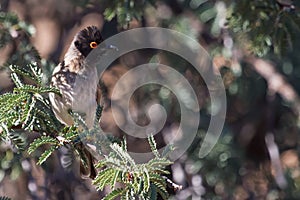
74,26,104,57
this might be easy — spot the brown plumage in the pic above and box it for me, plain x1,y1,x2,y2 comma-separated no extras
49,26,104,179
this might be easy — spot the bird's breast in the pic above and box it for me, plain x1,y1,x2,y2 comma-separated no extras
50,61,99,128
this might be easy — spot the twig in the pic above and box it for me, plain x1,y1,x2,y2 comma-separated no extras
163,176,183,192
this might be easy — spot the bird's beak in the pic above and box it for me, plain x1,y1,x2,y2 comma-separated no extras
91,44,118,58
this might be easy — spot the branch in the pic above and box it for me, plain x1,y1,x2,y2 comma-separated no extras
265,133,287,189
246,56,300,115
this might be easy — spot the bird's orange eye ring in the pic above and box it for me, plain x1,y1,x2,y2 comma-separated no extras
90,41,98,49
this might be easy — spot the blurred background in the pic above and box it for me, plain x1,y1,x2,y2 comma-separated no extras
1,0,300,199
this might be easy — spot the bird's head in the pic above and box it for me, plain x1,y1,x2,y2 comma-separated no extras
74,26,104,57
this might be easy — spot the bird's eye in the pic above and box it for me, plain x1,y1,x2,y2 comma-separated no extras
90,41,98,49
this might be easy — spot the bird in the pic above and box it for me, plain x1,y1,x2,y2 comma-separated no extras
49,26,106,179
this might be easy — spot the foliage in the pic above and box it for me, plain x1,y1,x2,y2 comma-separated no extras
228,0,300,56
0,62,60,152
0,61,173,199
0,11,39,67
102,0,156,28
0,197,11,200
185,132,243,199
93,135,173,200
69,0,156,28
1,0,300,199
0,11,174,199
